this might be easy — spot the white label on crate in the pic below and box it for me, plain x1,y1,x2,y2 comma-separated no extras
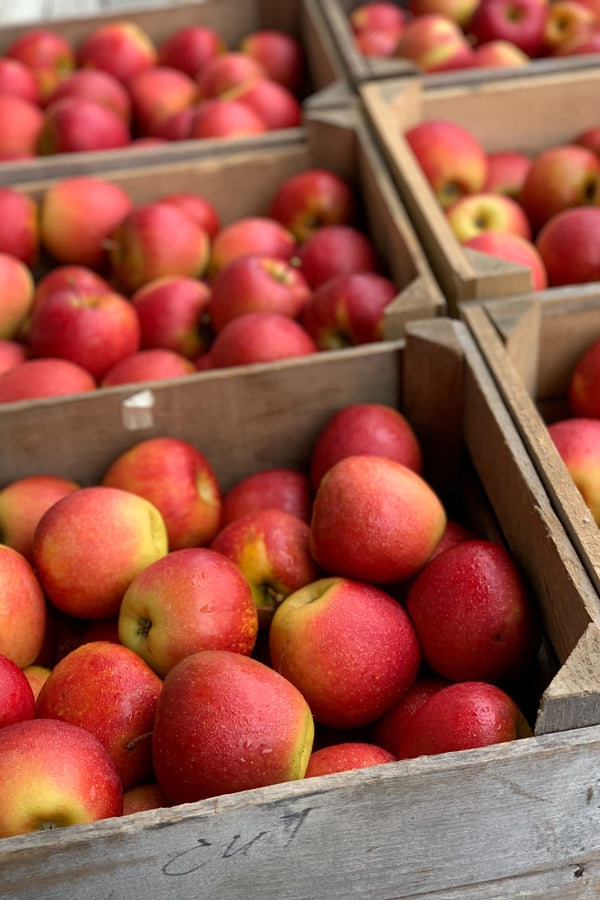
121,389,155,430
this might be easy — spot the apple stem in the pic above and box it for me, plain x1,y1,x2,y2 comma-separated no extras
126,731,153,752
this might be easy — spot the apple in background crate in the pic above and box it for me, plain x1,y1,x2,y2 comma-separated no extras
101,348,196,387
0,253,34,340
131,276,212,360
0,357,96,403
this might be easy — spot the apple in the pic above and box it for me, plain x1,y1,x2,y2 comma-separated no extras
0,652,35,729
568,336,600,417
0,544,46,668
543,0,597,52
5,27,75,100
38,96,132,155
406,539,542,683
195,51,266,99
518,143,600,233
464,231,548,290
0,253,35,340
467,0,547,56
123,782,173,816
226,77,302,131
297,225,379,290
190,97,267,139
22,664,51,701
351,2,407,39
0,357,97,404
472,38,531,65
0,474,80,563
0,718,123,838
547,417,600,523
369,675,451,755
40,175,133,269
36,640,163,789
310,455,446,584
310,402,423,491
552,26,600,52
0,94,44,157
157,24,225,77
152,649,314,803
154,104,197,140
32,485,169,620
102,436,223,551
405,118,489,209
34,265,112,307
535,206,600,286
118,547,258,677
270,576,422,728
131,275,212,359
0,57,41,105
27,286,142,381
431,518,478,557
575,126,600,157
484,150,533,198
159,192,220,239
301,271,399,348
211,507,320,628
355,29,403,55
268,168,356,243
208,311,318,368
445,191,532,242
407,0,480,27
34,604,89,670
127,65,198,136
395,14,476,72
222,468,313,526
100,347,196,387
239,29,305,92
76,21,158,83
0,188,38,269
208,216,296,277
305,741,396,778
79,616,121,646
0,340,27,375
207,254,311,331
396,680,533,758
108,201,210,293
44,68,132,121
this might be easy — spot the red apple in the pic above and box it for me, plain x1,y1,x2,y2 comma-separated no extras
305,742,396,777
38,96,131,155
351,2,407,38
464,231,548,290
222,468,313,526
0,188,38,268
445,191,532,242
44,68,132,121
127,65,197,136
0,339,27,375
32,485,169,620
0,652,35,729
0,474,80,563
472,38,531,65
118,547,258,677
552,26,600,52
431,518,478,557
270,576,422,728
395,14,476,71
467,0,547,56
101,348,196,387
208,216,296,277
154,103,197,140
543,0,597,52
0,357,97,404
0,544,46,668
227,77,302,130
79,616,121,646
268,168,356,243
22,664,51,701
297,225,379,289
519,143,600,233
568,336,600,417
208,311,318,368
535,206,600,286
575,126,600,157
34,265,112,307
157,24,225,77
77,21,158,84
0,94,44,156
123,782,173,815
131,275,212,358
0,718,123,838
159,192,220,239
484,150,532,198
5,28,75,100
190,97,267,139
195,51,266,99
369,675,451,755
102,436,223,551
0,57,41,105
355,29,403,55
547,417,600,523
0,253,34,340
239,29,305,92
152,649,314,803
407,0,480,27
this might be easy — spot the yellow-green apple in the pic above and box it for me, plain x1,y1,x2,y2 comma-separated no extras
305,742,396,778
406,539,542,683
34,264,112,307
33,485,168,620
0,473,80,563
404,118,489,209
0,94,44,157
0,57,41,105
310,455,446,583
407,0,480,26
0,718,122,838
0,544,46,668
211,507,320,628
118,547,258,677
547,417,600,523
575,126,600,157
102,435,223,551
152,648,314,803
395,13,476,71
131,275,212,358
76,21,158,83
222,468,313,526
270,576,422,728
208,216,296,277
108,201,210,293
369,675,451,755
208,311,318,368
157,24,224,78
36,640,163,789
207,254,311,331
38,96,132,155
355,29,403,54
297,224,379,290
484,150,532,198
568,336,600,417
310,402,423,490
0,253,35,340
542,0,596,51
467,0,547,55
226,77,302,131
127,65,197,136
190,97,267,139
0,652,35,729
519,144,600,233
472,38,531,65
239,29,305,92
463,231,548,290
268,168,356,243
351,2,407,38
445,191,532,242
5,28,75,100
195,50,266,99
535,206,600,286
40,175,133,269
300,271,398,348
45,68,132,121
0,340,27,375
122,781,173,815
0,357,97,403
22,664,51,701
27,286,142,381
0,186,39,268
101,347,196,387
159,191,220,239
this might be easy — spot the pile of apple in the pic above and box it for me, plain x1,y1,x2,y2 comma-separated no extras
348,0,600,69
0,398,544,837
0,19,306,159
0,166,402,403
404,115,600,288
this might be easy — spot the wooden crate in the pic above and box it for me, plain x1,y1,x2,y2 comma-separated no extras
3,317,600,897
0,0,343,184
313,0,600,88
360,70,600,316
